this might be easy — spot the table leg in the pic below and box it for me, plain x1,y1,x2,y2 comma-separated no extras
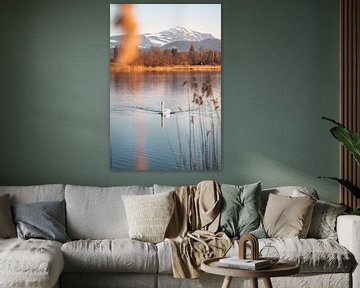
263,277,273,288
221,276,232,288
251,278,258,288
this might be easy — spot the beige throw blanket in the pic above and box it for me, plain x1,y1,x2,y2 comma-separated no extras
165,181,231,279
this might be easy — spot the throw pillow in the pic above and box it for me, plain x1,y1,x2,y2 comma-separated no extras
307,200,347,240
263,193,316,238
12,200,70,243
218,182,266,238
0,194,17,238
122,190,175,243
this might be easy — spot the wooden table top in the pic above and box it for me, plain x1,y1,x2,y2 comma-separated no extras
201,257,300,278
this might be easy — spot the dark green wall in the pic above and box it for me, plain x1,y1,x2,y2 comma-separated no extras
0,0,340,202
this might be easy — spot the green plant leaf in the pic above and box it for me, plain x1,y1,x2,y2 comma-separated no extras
322,117,360,165
318,177,360,198
330,127,360,165
351,208,360,215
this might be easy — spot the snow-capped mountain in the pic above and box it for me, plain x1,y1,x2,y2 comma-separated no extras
110,26,218,50
143,26,216,47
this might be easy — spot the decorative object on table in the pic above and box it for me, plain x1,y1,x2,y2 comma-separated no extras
236,234,278,269
238,233,259,260
319,117,360,211
259,245,280,265
110,4,222,171
201,257,300,288
215,233,273,271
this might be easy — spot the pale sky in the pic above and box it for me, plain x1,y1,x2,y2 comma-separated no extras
110,4,221,39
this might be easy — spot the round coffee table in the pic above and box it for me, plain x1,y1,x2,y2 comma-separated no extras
201,257,300,288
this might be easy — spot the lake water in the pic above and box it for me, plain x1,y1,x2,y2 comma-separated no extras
110,71,221,170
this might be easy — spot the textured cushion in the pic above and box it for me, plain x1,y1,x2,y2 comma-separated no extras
122,191,175,243
307,200,347,240
218,182,266,238
263,193,316,238
65,185,153,239
0,238,64,288
12,200,70,243
0,184,65,204
61,239,158,273
0,194,16,238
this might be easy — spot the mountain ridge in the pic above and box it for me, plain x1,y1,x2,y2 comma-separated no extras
110,26,220,51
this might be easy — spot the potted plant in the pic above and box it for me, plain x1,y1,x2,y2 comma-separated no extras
320,117,360,215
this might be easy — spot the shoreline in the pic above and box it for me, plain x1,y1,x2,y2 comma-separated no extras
110,64,221,73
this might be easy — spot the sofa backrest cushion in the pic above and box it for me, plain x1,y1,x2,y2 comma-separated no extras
65,185,153,239
261,186,319,213
153,184,176,194
0,184,65,204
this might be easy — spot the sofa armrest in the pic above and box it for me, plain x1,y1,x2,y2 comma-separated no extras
337,215,360,288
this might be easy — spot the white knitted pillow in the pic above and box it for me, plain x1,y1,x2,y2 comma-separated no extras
122,191,175,243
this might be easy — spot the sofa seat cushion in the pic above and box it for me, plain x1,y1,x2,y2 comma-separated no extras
157,238,353,274
231,238,353,273
61,239,158,273
0,238,64,288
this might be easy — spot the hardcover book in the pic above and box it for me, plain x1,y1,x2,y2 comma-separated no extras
218,257,271,270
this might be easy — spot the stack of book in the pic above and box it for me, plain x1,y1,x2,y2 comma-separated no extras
218,257,271,270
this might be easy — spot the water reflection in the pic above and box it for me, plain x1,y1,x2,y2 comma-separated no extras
110,71,221,170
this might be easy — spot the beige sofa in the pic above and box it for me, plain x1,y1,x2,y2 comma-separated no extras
0,184,359,288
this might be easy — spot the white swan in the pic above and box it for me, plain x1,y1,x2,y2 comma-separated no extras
160,101,171,117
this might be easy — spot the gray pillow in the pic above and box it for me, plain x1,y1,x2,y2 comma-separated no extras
12,200,70,243
0,194,16,238
307,200,347,240
218,182,266,238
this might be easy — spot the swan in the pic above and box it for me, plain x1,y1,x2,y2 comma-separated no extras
160,101,171,117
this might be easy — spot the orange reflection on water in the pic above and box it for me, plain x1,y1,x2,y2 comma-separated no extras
131,73,147,170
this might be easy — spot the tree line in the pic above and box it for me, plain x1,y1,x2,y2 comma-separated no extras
112,45,221,66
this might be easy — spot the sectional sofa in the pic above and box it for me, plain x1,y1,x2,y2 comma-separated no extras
0,183,359,288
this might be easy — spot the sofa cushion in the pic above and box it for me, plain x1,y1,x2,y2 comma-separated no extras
61,273,157,288
0,194,16,238
0,238,64,288
65,185,153,239
263,194,316,238
261,186,319,213
261,238,353,273
234,238,353,273
153,184,176,194
12,200,70,243
0,184,65,204
158,237,353,274
122,191,175,243
307,200,347,240
61,239,158,273
218,182,266,238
